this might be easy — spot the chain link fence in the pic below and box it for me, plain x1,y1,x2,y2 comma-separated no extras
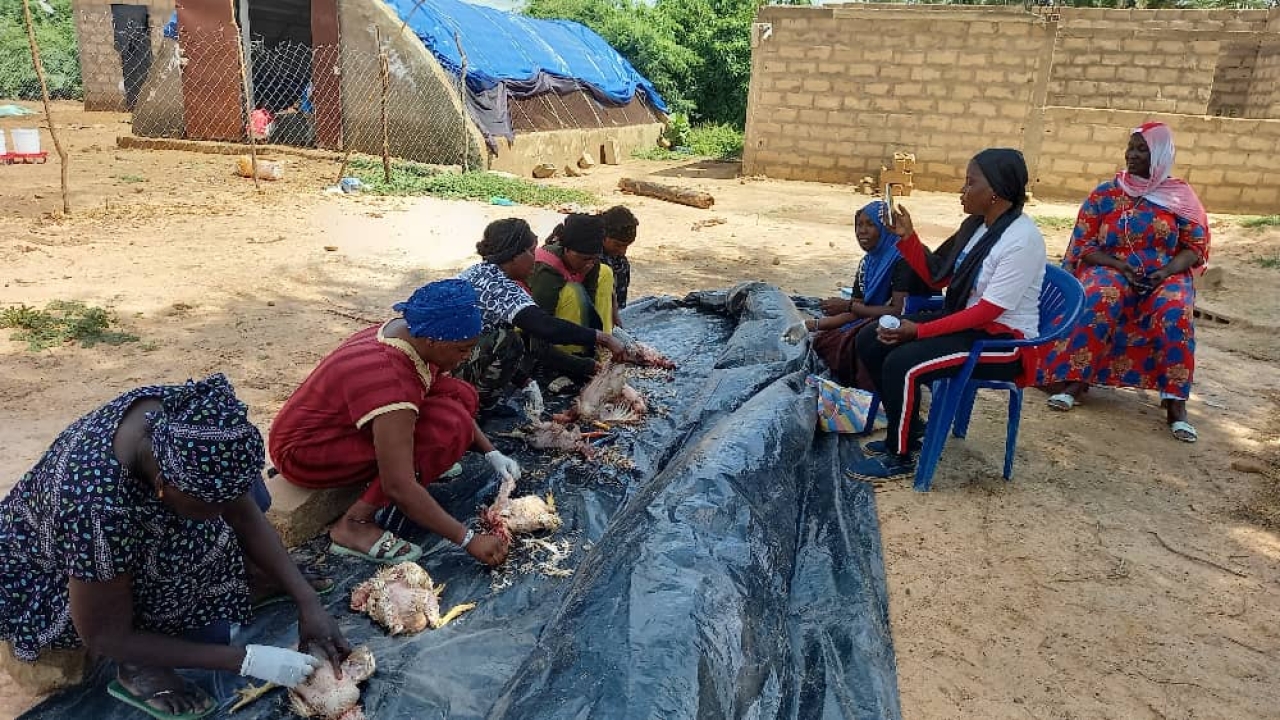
6,6,484,170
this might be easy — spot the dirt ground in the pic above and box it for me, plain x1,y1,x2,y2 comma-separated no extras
2,102,1279,720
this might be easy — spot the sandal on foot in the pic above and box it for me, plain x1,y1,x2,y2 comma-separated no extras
329,530,423,564
863,439,922,457
107,680,215,720
1047,393,1076,411
1169,420,1198,443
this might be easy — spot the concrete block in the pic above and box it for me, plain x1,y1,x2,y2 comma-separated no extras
0,643,88,695
264,473,363,548
602,138,620,165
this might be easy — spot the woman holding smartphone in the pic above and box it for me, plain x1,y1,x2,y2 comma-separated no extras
847,148,1047,482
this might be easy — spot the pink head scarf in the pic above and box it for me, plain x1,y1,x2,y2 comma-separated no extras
1115,122,1209,231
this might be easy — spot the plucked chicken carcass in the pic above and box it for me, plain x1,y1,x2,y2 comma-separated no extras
480,476,563,543
350,562,475,636
627,340,676,369
510,420,595,458
230,646,376,720
553,362,647,425
288,645,376,720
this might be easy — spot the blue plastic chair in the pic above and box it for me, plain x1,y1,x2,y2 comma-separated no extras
863,265,1085,491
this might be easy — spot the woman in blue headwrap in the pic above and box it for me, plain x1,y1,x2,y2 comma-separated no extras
795,200,931,388
270,279,519,568
0,374,348,719
847,149,1047,482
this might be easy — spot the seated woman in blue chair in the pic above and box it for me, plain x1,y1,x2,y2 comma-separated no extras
804,200,932,389
847,148,1047,482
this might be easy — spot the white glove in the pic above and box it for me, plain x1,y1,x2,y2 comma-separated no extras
521,381,545,416
781,321,809,345
485,450,522,482
612,327,638,350
240,644,321,688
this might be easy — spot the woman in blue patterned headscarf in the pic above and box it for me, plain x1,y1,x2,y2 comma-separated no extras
0,374,348,719
805,200,931,388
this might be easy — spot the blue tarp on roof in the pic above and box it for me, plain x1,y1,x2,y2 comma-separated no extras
385,0,668,113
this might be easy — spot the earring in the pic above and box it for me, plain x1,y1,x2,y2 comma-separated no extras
157,484,165,499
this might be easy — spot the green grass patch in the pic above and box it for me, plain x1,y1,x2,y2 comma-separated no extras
349,159,595,206
115,174,147,184
1239,215,1280,229
1033,215,1076,231
633,123,744,162
1,301,139,351
1254,256,1280,269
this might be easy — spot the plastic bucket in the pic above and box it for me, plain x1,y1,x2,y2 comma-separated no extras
11,128,40,155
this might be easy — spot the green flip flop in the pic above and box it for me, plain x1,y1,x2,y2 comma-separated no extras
107,679,215,720
329,530,423,564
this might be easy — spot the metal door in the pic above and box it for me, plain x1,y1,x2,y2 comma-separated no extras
176,0,244,140
310,0,342,150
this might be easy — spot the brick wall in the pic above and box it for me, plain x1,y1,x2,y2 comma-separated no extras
743,5,1052,189
74,0,175,112
1209,34,1264,117
743,4,1280,214
1036,109,1280,212
1045,29,1217,115
1055,7,1269,32
1247,37,1280,118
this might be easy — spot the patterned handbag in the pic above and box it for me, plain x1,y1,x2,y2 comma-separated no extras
805,374,874,434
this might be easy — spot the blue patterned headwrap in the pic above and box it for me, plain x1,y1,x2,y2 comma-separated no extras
393,279,482,341
856,200,903,307
148,373,264,505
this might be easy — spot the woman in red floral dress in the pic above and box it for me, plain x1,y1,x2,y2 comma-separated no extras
1037,122,1209,442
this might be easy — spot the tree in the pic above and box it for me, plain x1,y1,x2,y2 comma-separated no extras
0,0,81,100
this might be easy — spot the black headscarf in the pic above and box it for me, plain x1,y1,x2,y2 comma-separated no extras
555,214,605,255
933,148,1029,314
477,218,536,265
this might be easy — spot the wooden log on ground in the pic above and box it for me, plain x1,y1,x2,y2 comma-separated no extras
618,177,714,209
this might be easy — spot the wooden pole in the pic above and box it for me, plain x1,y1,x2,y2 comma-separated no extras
334,147,353,185
453,31,469,171
228,0,260,190
20,0,70,215
376,26,391,184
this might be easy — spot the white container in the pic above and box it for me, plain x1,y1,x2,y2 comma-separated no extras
10,128,40,155
879,315,901,330
0,131,6,156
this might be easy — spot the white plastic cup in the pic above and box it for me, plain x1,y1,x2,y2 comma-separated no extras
11,128,40,155
879,315,901,330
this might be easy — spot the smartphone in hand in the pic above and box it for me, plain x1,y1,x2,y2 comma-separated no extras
882,184,895,225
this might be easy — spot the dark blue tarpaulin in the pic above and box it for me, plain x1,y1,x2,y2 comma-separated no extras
22,284,898,720
385,0,667,112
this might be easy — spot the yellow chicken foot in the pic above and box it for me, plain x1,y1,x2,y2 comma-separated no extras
228,681,280,713
437,602,477,627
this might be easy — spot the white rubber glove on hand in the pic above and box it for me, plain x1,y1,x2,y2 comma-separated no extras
781,322,809,345
485,450,522,482
240,645,321,688
521,381,545,416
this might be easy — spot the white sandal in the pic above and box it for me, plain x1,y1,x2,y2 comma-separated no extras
1169,420,1198,443
1047,393,1076,411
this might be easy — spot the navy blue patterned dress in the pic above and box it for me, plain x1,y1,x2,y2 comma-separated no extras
0,386,250,661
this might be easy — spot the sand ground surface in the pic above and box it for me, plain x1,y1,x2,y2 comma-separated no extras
2,102,1278,719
